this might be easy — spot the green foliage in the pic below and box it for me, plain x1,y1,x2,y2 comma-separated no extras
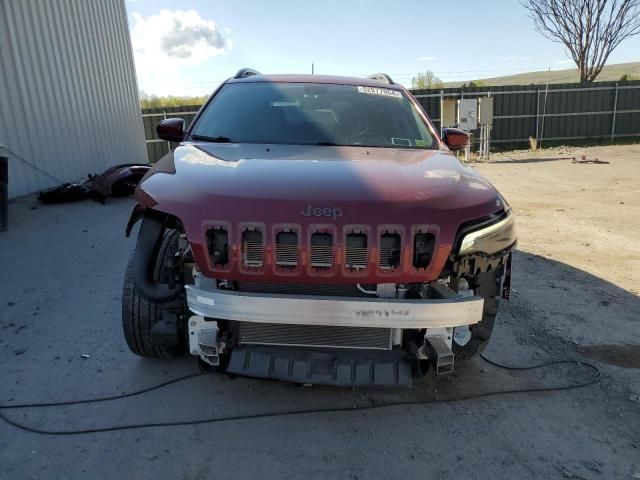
139,94,208,109
411,71,444,90
461,80,486,88
619,73,637,82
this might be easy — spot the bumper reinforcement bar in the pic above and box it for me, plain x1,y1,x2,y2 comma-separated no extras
185,285,484,328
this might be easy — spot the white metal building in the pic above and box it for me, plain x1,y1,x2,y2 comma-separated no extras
0,0,147,198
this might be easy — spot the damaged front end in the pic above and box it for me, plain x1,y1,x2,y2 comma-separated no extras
123,200,516,386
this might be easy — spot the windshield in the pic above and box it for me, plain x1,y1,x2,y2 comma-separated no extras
190,82,438,149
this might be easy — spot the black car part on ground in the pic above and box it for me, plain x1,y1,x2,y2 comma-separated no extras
0,354,601,435
38,163,150,204
37,182,93,203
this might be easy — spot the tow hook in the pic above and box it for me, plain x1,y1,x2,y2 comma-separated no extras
424,335,455,375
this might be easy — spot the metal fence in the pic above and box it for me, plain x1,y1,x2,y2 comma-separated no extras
142,80,640,162
412,80,640,147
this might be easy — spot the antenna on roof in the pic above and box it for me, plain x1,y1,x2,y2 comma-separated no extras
367,73,394,85
234,68,261,79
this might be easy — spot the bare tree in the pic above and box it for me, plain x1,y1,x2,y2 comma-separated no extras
522,0,640,82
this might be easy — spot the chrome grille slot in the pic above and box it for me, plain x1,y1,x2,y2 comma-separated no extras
275,231,298,267
379,232,401,269
242,229,264,267
310,232,333,268
413,232,435,269
345,232,368,270
206,227,229,266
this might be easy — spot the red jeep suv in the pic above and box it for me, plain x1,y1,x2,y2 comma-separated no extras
122,69,516,386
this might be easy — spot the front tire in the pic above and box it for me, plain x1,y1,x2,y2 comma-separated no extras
122,229,186,358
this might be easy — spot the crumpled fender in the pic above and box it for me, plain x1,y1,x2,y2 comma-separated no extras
133,211,182,303
125,204,146,237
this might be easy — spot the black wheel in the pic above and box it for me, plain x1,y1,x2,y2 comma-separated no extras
122,229,186,358
453,268,502,360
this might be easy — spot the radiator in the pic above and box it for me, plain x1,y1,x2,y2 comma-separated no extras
236,322,392,350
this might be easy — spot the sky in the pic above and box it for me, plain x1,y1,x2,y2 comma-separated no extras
125,0,640,96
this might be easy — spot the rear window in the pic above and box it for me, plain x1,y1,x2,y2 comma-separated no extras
190,82,438,149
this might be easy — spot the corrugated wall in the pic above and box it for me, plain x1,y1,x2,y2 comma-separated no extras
0,0,147,198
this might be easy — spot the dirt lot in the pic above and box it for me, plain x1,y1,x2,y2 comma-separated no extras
0,144,639,479
475,144,640,292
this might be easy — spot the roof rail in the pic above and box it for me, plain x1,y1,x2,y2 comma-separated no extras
367,73,394,85
234,68,261,79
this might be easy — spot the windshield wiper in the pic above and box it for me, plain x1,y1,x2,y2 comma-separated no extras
190,134,233,143
313,141,340,146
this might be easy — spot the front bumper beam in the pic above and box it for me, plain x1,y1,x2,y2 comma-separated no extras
185,285,484,328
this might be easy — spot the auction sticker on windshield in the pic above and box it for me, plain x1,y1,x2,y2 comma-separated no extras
357,86,402,98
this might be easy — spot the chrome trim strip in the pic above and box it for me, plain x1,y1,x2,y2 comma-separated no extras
185,285,484,328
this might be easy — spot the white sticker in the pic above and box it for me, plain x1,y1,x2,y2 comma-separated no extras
196,295,216,306
357,86,402,98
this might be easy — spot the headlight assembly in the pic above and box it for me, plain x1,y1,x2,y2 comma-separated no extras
458,210,516,256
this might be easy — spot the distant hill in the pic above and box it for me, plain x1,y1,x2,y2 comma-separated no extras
444,61,640,87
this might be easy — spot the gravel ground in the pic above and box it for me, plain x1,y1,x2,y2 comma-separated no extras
1,144,639,479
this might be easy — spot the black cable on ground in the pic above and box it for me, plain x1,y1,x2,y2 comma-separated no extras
0,356,601,436
0,372,208,409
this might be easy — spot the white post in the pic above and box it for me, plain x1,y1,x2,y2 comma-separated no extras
610,83,619,144
535,89,540,146
440,90,444,136
163,111,170,153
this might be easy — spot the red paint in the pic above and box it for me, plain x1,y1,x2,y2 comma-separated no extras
157,118,185,143
134,74,508,284
136,143,505,284
442,128,470,151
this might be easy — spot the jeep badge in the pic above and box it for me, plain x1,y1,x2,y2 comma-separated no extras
301,205,344,219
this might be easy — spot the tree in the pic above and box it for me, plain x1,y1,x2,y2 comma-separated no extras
522,0,640,83
461,80,486,88
411,71,444,89
139,94,208,109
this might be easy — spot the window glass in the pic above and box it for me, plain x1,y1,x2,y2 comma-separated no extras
191,82,438,149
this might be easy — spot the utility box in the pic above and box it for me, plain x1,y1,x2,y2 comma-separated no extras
457,99,478,131
478,97,494,125
441,99,457,128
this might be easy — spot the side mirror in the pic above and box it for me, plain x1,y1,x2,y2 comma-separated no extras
442,128,470,151
157,118,185,143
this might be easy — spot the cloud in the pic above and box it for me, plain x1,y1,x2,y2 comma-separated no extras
419,56,436,61
130,9,231,95
131,9,231,63
160,19,229,59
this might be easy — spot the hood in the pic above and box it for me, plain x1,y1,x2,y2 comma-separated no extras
137,143,506,283
140,143,503,222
